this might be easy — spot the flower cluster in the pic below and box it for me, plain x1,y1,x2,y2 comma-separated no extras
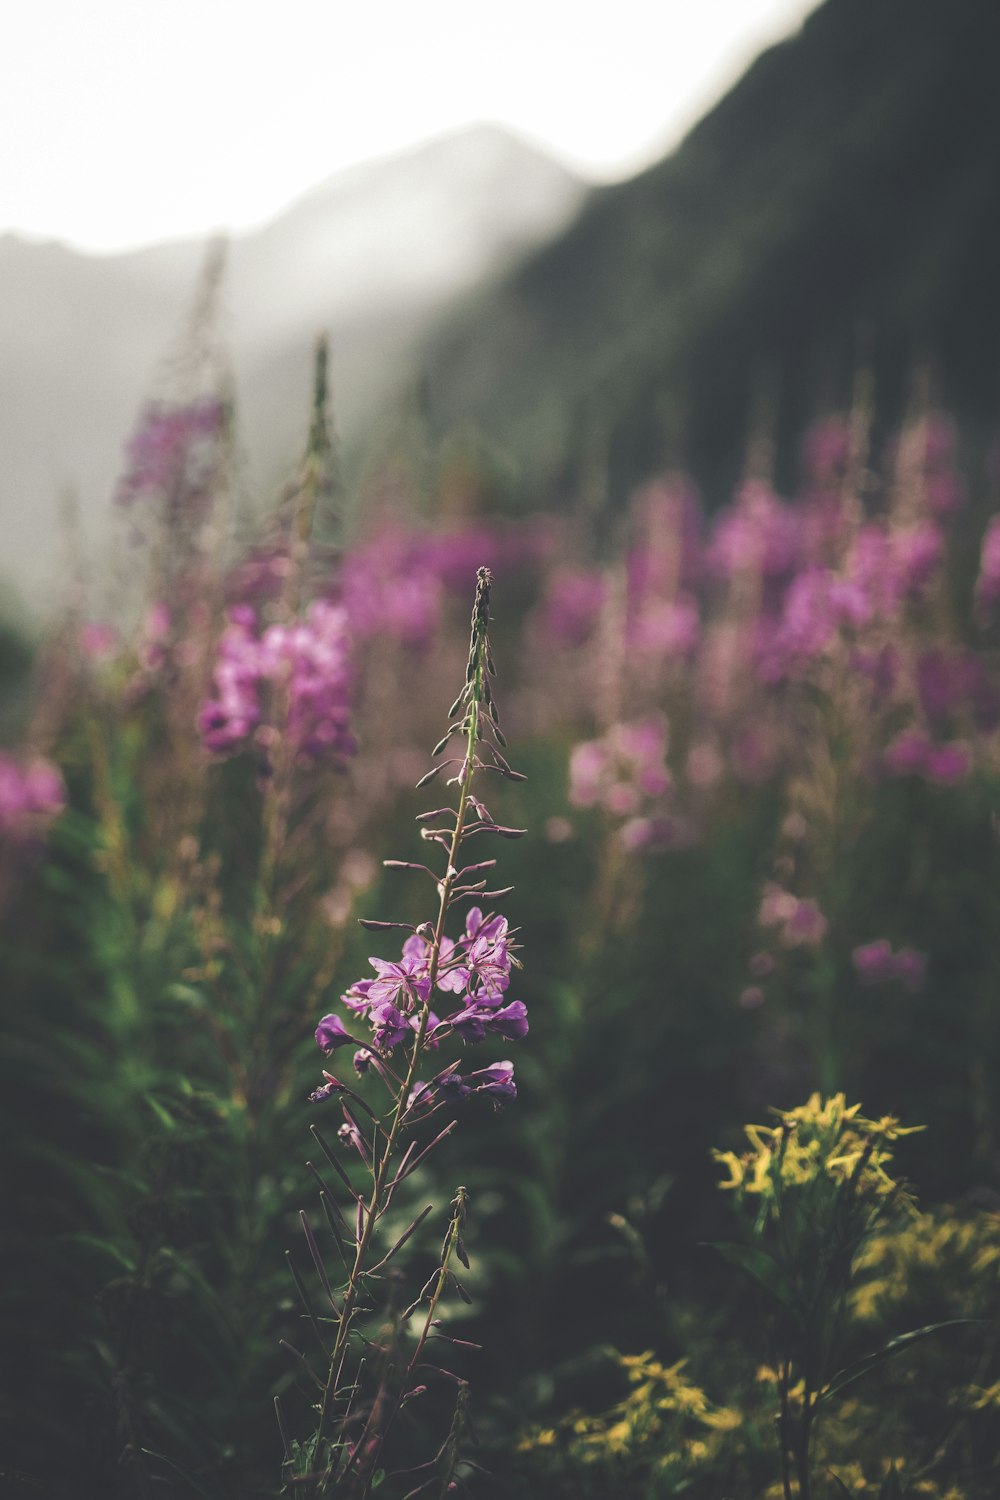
316,904,526,1090
115,396,225,514
539,565,608,647
882,729,971,785
310,568,526,1120
757,882,828,948
335,519,551,652
852,939,927,991
851,1203,1000,1324
0,754,66,845
553,411,1000,847
714,1092,923,1214
517,1349,739,1482
569,716,673,850
198,599,354,763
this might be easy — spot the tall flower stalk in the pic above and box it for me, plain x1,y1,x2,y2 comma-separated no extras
279,566,527,1495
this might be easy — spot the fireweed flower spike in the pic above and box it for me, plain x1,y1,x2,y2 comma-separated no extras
282,568,526,1495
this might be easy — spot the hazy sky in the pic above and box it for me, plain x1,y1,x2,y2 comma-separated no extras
4,0,816,254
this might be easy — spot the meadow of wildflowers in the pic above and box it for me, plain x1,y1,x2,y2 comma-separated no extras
3,333,1000,1499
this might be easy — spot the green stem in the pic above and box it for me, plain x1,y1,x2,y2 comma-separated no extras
312,637,484,1476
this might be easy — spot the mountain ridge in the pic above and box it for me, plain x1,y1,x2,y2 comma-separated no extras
412,0,1000,508
0,124,585,610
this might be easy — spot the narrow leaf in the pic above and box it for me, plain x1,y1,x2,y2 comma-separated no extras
818,1319,979,1406
369,1205,434,1273
279,1339,324,1389
300,1210,338,1309
310,1124,361,1199
710,1241,799,1314
285,1250,329,1354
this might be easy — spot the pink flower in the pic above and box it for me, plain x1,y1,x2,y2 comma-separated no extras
540,566,607,646
780,898,827,948
853,940,926,992
707,481,802,581
115,397,224,513
80,621,118,660
925,742,971,787
883,730,932,778
0,754,65,843
852,939,895,984
975,514,1000,615
627,596,701,658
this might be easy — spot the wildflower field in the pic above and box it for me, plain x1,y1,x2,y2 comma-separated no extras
3,336,1000,1500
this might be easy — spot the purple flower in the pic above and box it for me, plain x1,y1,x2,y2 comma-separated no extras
568,717,671,826
976,514,1000,615
115,396,224,512
780,898,827,948
368,1000,413,1051
540,565,607,646
628,595,701,658
407,1063,470,1114
853,940,927,992
367,955,432,1010
917,650,969,724
568,740,610,809
0,754,66,844
465,907,506,943
437,913,511,999
444,1006,490,1043
707,481,803,582
852,939,896,984
80,621,118,660
925,742,971,787
342,979,376,1014
893,947,927,992
851,644,899,698
445,998,528,1042
406,1058,517,1115
883,730,932,778
198,610,263,755
315,1014,357,1051
463,930,511,1000
892,522,944,597
338,1117,369,1161
308,1070,346,1103
200,598,355,764
486,1000,529,1039
466,1060,517,1102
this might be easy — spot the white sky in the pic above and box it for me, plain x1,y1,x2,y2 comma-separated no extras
3,0,817,254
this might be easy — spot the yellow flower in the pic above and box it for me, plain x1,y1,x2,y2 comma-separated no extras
713,1150,745,1190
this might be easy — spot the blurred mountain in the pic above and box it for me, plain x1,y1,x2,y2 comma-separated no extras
0,124,584,607
413,0,1000,508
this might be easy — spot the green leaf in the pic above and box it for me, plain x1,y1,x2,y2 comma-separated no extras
141,1449,218,1500
817,1319,980,1406
163,983,206,1008
878,1464,904,1500
145,1094,176,1131
371,1468,386,1489
59,1233,136,1273
709,1241,798,1313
